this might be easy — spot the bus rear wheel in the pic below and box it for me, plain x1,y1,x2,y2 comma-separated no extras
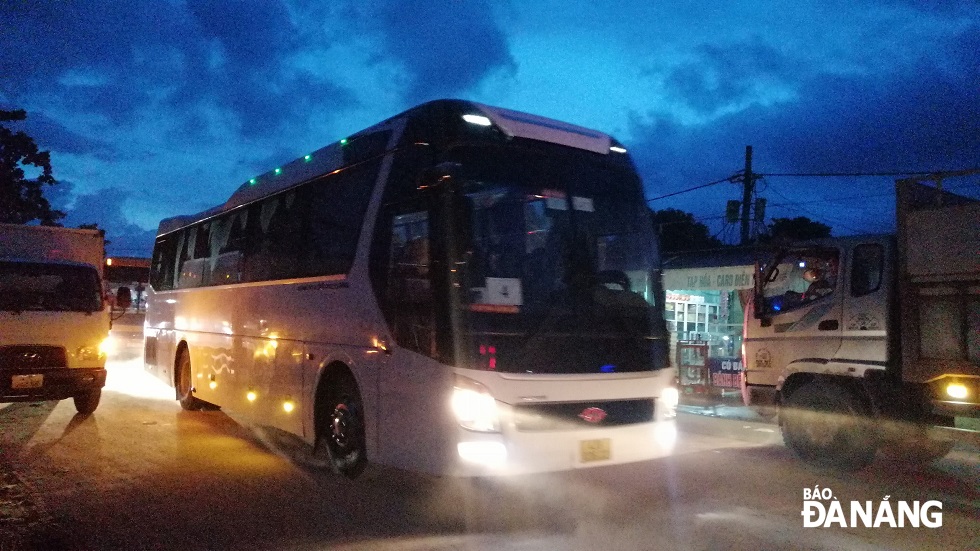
176,349,200,411
781,381,878,471
319,374,367,479
73,388,101,414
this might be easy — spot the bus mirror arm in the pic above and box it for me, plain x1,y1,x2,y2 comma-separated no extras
419,162,462,189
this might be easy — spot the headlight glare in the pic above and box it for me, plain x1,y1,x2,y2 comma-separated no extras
451,376,500,432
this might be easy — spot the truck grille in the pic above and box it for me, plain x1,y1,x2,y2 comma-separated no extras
513,399,655,431
0,346,67,369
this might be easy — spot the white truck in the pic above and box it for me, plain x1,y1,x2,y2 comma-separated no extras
0,223,121,414
742,174,980,469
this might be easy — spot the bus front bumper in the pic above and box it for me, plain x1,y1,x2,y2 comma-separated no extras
452,419,678,477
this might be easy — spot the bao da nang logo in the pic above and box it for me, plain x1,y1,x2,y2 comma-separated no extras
802,486,942,528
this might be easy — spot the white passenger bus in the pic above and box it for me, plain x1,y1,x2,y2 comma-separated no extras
144,100,677,478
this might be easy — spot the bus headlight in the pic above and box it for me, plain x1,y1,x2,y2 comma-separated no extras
451,375,500,432
661,386,679,418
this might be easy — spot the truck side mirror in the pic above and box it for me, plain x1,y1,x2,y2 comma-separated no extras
115,287,132,311
751,260,771,323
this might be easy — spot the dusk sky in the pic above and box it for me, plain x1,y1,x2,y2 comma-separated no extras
3,1,978,256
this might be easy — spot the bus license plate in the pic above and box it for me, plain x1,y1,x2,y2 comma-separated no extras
11,374,43,389
579,438,611,462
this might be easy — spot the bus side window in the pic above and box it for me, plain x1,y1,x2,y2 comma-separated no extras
210,211,247,285
176,227,200,288
150,234,179,291
303,159,381,277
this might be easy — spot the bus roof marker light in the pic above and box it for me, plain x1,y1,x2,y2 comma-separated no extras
610,146,628,154
462,114,492,127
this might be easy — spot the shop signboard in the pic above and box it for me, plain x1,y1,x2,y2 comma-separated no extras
708,357,743,390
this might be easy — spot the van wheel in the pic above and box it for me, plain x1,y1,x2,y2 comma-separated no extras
318,374,367,479
73,388,101,414
781,382,878,471
176,349,200,411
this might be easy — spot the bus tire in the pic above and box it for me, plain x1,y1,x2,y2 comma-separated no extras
176,348,200,411
781,381,878,471
319,373,367,479
73,388,101,414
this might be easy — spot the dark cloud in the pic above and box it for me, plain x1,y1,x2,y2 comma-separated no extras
0,1,194,121
661,37,791,115
633,25,980,236
186,0,297,70
61,187,157,256
368,0,517,102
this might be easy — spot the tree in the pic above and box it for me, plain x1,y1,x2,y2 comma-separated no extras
0,109,65,225
651,208,724,253
761,216,832,243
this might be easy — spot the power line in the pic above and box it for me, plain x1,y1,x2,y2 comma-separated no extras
758,171,951,177
647,175,737,202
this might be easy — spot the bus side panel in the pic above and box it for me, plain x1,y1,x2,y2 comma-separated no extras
376,350,458,475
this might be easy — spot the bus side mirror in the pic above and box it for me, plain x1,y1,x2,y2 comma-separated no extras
115,287,132,310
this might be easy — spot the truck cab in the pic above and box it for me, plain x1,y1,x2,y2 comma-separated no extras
744,235,894,404
742,176,979,470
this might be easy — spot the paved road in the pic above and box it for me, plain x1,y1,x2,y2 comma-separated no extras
1,357,978,550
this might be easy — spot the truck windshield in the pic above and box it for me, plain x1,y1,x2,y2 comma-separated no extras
0,261,102,313
446,145,667,374
758,248,839,315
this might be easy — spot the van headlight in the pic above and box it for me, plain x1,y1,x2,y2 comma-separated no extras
78,338,111,361
98,336,116,357
451,375,500,432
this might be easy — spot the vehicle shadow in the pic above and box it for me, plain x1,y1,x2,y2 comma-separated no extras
0,401,60,460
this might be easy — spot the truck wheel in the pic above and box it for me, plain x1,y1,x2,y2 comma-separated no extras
176,349,200,411
781,382,878,470
880,426,954,465
317,373,367,479
73,388,102,414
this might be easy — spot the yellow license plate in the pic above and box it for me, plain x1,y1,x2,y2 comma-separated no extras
579,438,611,462
11,374,43,389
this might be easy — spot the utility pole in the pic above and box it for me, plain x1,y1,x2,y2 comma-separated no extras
740,145,754,245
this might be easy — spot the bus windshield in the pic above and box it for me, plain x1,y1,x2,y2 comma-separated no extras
445,145,667,374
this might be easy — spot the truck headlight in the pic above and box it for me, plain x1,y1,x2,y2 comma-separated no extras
946,383,969,400
451,375,500,432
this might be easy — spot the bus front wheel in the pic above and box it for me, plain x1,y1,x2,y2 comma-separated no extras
319,374,367,479
176,349,200,411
